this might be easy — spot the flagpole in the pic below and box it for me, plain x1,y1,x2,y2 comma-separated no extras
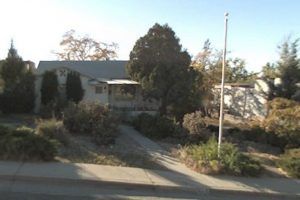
218,12,229,158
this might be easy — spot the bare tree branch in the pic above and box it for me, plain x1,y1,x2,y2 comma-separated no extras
54,30,118,61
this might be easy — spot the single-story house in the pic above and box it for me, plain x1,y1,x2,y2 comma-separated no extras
34,60,159,114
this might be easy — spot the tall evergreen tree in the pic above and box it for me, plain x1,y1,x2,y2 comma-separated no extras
66,71,84,103
1,40,26,85
276,39,300,99
127,23,203,120
0,40,35,113
41,71,59,105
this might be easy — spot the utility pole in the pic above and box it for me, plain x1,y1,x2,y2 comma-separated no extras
218,12,229,158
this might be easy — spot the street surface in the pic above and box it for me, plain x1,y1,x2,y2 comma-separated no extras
0,179,287,200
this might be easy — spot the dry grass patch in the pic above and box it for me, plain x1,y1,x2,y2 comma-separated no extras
56,134,166,170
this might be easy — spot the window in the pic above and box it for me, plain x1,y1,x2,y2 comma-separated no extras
59,69,68,77
95,86,103,94
114,85,136,100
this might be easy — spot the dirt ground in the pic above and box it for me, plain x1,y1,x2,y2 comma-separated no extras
56,131,167,170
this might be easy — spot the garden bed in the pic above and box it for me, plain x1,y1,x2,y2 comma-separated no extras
56,133,167,170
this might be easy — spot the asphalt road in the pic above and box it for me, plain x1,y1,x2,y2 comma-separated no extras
0,179,288,200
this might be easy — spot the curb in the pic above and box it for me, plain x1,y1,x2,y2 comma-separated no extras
208,188,300,199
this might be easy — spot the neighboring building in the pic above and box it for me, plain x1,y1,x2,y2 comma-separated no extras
213,80,269,120
34,60,159,114
24,60,36,72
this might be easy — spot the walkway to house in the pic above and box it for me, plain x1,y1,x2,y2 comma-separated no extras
119,124,300,197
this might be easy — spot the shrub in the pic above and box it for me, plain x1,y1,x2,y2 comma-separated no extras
132,113,154,131
182,137,262,176
0,126,57,161
41,71,59,106
132,113,178,139
36,119,70,146
66,72,84,103
0,72,35,114
182,111,208,140
0,125,10,136
263,98,300,148
234,126,286,149
267,97,299,110
277,148,300,178
63,102,119,144
40,97,70,119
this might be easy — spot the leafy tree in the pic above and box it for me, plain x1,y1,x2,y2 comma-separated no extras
41,71,58,105
192,39,212,71
127,23,203,120
262,62,277,79
66,71,84,103
227,58,254,82
55,30,118,61
193,40,254,84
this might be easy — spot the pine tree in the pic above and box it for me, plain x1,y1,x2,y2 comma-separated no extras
0,40,35,113
1,40,26,85
127,23,203,120
277,39,300,99
66,71,84,103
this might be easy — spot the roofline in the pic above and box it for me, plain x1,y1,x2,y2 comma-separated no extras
37,60,129,64
35,66,94,79
36,60,129,79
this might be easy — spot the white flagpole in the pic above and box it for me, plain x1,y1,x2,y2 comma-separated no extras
218,12,229,158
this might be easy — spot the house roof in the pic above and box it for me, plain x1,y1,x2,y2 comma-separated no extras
88,78,139,85
106,79,139,85
214,83,254,89
36,60,128,79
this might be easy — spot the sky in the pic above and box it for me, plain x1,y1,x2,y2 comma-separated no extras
0,0,299,72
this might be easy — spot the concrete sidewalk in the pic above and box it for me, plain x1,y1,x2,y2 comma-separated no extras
0,161,299,199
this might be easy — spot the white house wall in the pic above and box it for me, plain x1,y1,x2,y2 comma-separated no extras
213,84,268,120
34,76,42,113
55,69,109,104
81,76,109,104
34,68,110,113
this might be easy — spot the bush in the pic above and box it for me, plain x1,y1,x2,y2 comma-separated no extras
41,71,59,106
182,111,208,140
182,137,262,176
263,98,300,148
267,97,299,110
40,97,69,119
277,148,300,178
0,126,57,161
36,119,70,146
63,102,119,144
234,126,286,149
66,72,84,103
132,113,178,139
0,72,35,114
